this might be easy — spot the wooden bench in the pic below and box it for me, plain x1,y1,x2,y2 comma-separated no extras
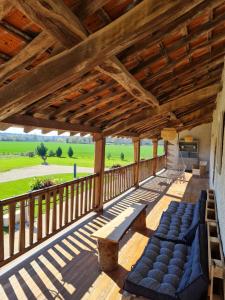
92,203,147,272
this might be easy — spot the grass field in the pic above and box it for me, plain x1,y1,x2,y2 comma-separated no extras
0,173,88,200
0,142,164,172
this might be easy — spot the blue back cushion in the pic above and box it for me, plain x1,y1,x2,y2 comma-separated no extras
183,191,207,244
176,225,208,300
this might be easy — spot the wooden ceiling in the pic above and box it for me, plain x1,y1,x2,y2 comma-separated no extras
0,0,224,138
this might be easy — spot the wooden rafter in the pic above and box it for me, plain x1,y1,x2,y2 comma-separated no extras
2,115,100,134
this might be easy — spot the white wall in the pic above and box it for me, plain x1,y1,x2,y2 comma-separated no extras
179,123,212,170
210,64,225,254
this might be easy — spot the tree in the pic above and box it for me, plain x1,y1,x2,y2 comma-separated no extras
36,143,48,164
68,146,74,158
107,152,111,160
56,146,62,157
120,152,125,161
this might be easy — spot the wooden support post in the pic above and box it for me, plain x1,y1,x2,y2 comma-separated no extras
94,134,105,212
133,138,140,188
152,138,158,175
164,140,168,169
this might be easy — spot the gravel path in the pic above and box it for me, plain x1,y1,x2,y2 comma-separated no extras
0,165,94,183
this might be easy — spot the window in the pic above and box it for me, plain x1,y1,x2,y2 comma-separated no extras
216,111,225,174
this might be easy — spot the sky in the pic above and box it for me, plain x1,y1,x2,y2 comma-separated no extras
0,127,70,136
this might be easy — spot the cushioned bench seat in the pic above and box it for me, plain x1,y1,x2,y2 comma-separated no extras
124,225,208,300
153,212,192,244
154,191,207,244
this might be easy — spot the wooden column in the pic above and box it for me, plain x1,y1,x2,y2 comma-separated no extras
152,138,158,175
94,134,105,212
133,137,140,188
164,140,168,169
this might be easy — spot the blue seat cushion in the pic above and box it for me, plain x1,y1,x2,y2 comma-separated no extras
166,201,195,218
124,225,208,300
124,237,190,300
154,212,192,244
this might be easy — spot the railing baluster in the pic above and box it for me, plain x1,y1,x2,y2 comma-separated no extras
65,185,69,225
19,199,25,252
45,192,50,236
70,183,74,222
80,181,84,216
0,205,4,262
52,190,57,233
9,203,16,257
59,188,63,227
29,196,34,245
85,179,88,213
89,177,92,210
75,182,79,218
37,195,42,242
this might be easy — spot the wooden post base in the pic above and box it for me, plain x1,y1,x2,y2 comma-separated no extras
97,239,119,272
131,210,146,231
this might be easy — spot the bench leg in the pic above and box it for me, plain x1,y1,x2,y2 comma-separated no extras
97,239,119,272
131,210,146,231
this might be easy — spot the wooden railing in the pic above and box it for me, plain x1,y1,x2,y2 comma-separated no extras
0,155,166,267
103,163,136,203
156,154,166,172
139,158,155,182
0,174,98,266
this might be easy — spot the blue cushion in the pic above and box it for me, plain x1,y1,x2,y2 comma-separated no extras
124,226,208,300
176,225,208,300
154,213,192,244
124,236,190,300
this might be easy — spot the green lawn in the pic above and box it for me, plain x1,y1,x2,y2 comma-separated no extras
0,142,164,172
0,173,88,200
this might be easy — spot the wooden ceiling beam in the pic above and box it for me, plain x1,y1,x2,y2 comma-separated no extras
0,1,13,20
2,115,100,134
14,0,158,107
74,0,111,20
0,0,203,121
0,31,55,83
0,123,10,131
96,57,158,106
102,83,220,136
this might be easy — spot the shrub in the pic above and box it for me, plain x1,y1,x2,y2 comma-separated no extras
107,153,111,160
68,146,74,158
49,150,55,157
27,152,35,157
111,164,122,169
120,152,125,161
56,146,62,157
36,143,48,164
30,177,57,191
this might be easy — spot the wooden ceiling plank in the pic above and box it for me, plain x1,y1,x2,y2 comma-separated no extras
2,115,100,134
102,83,220,136
0,0,203,121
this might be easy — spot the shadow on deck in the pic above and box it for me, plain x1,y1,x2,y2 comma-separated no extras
0,170,209,300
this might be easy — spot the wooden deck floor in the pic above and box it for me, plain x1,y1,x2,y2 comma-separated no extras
0,170,209,300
